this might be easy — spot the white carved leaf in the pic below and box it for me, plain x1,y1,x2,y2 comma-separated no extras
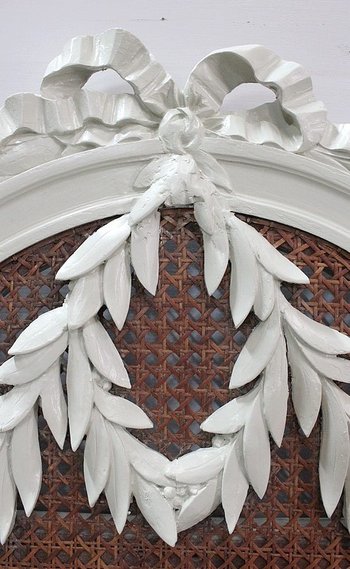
243,393,270,498
228,219,257,327
254,264,275,321
176,478,219,533
131,211,160,295
134,156,175,189
0,333,68,385
84,408,111,507
287,334,322,436
67,267,103,329
344,465,350,531
203,228,229,295
298,342,350,383
94,384,153,429
56,216,131,281
66,330,93,451
11,408,42,516
0,380,43,431
40,360,67,449
328,382,350,417
165,447,227,484
319,380,350,517
192,150,232,192
263,335,288,446
133,473,177,546
230,305,280,388
9,306,68,355
194,201,216,235
222,438,249,533
129,179,171,226
117,427,173,487
0,433,6,452
0,438,16,545
237,218,309,284
201,384,260,434
103,246,131,330
104,424,131,533
283,303,350,354
83,318,130,388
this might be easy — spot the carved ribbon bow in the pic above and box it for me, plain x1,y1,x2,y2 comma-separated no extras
39,29,327,153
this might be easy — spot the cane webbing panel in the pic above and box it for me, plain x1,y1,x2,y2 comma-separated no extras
0,208,349,568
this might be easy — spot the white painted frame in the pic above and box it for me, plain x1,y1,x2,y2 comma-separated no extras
0,28,350,546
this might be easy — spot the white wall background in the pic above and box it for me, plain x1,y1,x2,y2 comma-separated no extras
0,0,349,124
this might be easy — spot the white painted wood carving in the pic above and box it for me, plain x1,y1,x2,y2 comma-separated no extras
0,29,350,546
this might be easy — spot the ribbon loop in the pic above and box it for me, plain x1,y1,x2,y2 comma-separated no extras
184,45,326,152
41,28,183,117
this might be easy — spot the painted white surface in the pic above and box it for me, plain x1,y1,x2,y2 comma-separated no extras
0,1,349,124
1,112,350,543
1,139,350,262
0,22,350,546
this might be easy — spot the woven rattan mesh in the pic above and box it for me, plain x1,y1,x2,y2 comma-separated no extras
0,208,349,568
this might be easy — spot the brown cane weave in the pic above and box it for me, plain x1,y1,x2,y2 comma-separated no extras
0,208,349,568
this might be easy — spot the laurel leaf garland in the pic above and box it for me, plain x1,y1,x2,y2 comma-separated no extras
2,28,350,547
11,408,42,516
2,117,350,545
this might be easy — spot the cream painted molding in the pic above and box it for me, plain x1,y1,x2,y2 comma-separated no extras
0,29,350,546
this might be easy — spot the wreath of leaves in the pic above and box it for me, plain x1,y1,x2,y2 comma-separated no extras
0,144,349,546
